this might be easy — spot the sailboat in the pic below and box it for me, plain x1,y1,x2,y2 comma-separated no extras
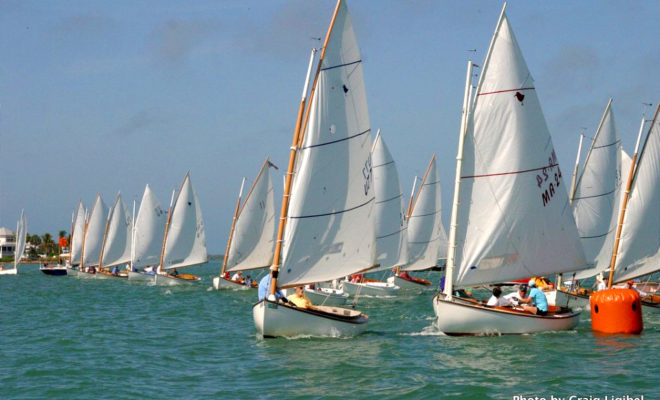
553,100,622,308
154,172,208,285
96,193,133,279
388,154,446,290
253,0,374,338
213,158,277,290
0,210,26,276
433,5,588,335
608,104,660,309
78,195,109,279
341,130,401,297
127,184,167,281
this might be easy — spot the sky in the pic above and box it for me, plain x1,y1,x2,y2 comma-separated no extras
1,0,658,254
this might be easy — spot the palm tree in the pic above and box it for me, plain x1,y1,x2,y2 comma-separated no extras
42,233,54,256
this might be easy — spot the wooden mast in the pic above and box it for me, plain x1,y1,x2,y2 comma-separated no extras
606,117,646,288
158,175,185,274
607,107,656,287
403,154,436,273
568,133,584,204
221,177,246,277
406,176,418,221
269,1,343,296
79,200,92,272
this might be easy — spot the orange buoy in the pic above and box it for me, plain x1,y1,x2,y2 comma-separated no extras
590,289,643,334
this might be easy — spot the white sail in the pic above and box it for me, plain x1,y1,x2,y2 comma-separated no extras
82,195,109,267
571,101,622,280
14,210,27,269
279,0,376,287
70,201,86,265
133,185,167,268
226,162,277,272
453,10,587,287
405,156,445,271
101,194,133,267
161,173,208,270
613,107,660,282
371,132,407,271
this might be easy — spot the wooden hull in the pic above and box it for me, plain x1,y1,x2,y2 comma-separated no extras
154,273,201,286
252,299,368,338
341,280,400,297
212,276,252,290
387,275,432,291
433,294,580,335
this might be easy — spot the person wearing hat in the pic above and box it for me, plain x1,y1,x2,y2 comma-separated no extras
596,275,607,291
517,279,549,315
288,286,314,309
624,280,648,297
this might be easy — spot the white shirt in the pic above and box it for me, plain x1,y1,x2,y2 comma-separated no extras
487,295,513,307
231,273,242,281
597,281,607,291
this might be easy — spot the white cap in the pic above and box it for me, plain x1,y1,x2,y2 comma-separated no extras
528,278,536,287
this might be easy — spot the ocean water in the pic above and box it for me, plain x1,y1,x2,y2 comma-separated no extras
1,262,658,400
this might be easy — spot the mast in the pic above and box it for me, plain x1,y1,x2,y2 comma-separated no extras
406,176,418,220
221,177,246,276
269,10,337,296
79,209,89,271
443,60,474,297
130,198,137,268
158,185,179,273
407,155,435,220
568,134,585,204
607,118,647,288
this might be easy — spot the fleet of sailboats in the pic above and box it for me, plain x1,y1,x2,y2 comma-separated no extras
7,1,657,339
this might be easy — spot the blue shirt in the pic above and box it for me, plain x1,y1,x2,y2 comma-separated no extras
258,274,283,301
528,287,548,312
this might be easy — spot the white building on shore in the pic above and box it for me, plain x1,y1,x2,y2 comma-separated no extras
0,227,16,258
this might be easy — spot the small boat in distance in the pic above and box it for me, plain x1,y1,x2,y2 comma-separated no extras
0,210,26,276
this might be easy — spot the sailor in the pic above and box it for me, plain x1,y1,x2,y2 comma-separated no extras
517,279,549,315
288,286,314,309
486,287,513,307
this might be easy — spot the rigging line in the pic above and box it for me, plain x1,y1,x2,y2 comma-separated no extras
408,209,442,218
375,193,403,205
592,139,621,150
580,229,614,240
321,59,361,71
422,179,441,186
477,87,535,97
376,227,407,240
572,189,616,201
373,160,395,169
302,128,371,149
462,162,558,179
288,197,375,220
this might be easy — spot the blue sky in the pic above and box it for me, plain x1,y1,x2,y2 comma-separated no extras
1,0,658,254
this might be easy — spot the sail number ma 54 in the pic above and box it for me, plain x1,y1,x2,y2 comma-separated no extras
536,151,562,207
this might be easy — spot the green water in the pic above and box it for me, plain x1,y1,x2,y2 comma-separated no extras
1,262,658,400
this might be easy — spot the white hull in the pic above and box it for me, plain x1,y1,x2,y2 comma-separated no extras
127,271,156,282
341,280,400,297
387,275,432,291
0,267,18,275
552,289,591,310
252,299,368,338
212,276,252,291
433,294,580,335
154,273,201,286
66,268,80,278
305,287,349,306
76,270,99,280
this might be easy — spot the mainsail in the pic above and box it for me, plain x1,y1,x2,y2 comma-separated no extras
82,195,109,267
279,0,376,287
613,106,660,282
452,9,588,287
572,101,622,280
70,201,86,265
372,132,407,271
405,156,445,271
14,210,27,269
225,160,277,273
133,185,167,268
100,194,133,268
161,173,207,270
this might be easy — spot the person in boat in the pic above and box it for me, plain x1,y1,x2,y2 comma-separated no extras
596,275,607,291
350,274,363,283
517,279,549,315
243,275,253,287
624,280,648,297
258,274,286,302
145,266,156,275
439,277,473,298
399,270,411,280
504,284,528,304
486,287,513,307
288,286,314,309
231,270,244,283
223,271,230,279
171,268,179,276
111,265,119,275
